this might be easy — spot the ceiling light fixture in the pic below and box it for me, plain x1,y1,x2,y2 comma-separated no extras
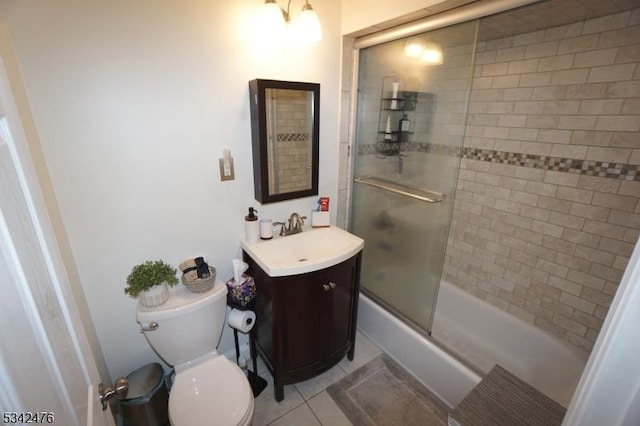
261,0,323,43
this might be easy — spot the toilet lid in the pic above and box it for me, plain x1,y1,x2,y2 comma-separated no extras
169,355,253,426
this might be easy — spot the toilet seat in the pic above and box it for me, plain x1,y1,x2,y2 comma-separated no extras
169,355,254,426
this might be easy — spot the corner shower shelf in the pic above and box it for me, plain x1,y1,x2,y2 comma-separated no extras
377,130,414,143
354,176,445,203
380,95,418,112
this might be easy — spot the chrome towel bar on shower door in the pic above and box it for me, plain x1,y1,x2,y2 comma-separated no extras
354,176,445,203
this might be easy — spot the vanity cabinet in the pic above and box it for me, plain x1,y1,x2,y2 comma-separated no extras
243,251,362,402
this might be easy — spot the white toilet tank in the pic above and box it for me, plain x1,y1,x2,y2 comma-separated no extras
136,281,228,366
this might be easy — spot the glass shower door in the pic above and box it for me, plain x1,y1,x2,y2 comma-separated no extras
350,20,478,334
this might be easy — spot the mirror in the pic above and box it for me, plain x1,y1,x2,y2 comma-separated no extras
249,79,320,204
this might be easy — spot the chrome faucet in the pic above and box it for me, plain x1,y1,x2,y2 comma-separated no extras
274,213,307,236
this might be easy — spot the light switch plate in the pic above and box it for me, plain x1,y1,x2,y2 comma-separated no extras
219,158,235,181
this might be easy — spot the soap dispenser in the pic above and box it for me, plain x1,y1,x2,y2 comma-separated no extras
245,207,259,243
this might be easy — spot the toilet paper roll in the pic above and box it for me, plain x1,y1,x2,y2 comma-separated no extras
227,308,256,334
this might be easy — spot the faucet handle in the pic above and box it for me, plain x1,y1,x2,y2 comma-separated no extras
291,214,306,230
273,221,286,236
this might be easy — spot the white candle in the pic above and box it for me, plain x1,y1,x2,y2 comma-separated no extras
384,115,392,140
390,82,399,109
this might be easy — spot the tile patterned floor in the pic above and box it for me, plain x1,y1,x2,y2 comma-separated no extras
252,331,383,426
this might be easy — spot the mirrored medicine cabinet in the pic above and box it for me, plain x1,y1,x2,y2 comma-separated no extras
249,79,320,204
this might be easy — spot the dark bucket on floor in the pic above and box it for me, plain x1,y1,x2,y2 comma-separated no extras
117,363,169,426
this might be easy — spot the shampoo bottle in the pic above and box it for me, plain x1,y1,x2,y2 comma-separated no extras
398,113,410,143
245,207,259,243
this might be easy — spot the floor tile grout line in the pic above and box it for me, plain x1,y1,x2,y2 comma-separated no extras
264,398,307,426
265,364,352,424
307,400,325,426
259,331,382,425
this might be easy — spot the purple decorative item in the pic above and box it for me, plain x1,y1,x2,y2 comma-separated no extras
225,275,256,308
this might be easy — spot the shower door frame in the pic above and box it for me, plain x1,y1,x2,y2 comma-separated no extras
340,0,552,363
342,1,550,333
346,19,479,337
343,0,545,229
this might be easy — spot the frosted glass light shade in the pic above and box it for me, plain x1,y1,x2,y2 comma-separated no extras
293,7,322,43
260,1,286,39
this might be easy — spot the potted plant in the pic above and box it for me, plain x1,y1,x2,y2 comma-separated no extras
125,260,178,307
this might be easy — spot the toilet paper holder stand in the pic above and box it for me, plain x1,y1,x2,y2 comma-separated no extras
227,299,268,398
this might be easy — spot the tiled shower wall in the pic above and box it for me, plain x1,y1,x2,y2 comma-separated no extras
443,8,640,353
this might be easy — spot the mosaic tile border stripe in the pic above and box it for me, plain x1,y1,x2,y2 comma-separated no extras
358,143,640,182
463,148,640,182
359,142,461,156
277,133,309,142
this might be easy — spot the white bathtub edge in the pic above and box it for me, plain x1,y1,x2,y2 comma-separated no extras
357,293,481,408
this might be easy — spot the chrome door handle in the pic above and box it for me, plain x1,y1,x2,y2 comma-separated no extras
140,322,159,333
98,377,128,410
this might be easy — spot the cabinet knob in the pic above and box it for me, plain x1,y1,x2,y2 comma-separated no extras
323,282,337,291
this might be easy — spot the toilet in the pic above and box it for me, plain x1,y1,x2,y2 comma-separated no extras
136,280,254,425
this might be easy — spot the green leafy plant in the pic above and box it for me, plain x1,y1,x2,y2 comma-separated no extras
125,260,178,299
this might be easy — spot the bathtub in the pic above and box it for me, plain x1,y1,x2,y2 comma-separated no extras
357,280,588,408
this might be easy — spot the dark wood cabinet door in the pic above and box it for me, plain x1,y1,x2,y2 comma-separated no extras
325,259,357,360
280,272,325,374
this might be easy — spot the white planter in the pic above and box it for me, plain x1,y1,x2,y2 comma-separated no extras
139,282,170,307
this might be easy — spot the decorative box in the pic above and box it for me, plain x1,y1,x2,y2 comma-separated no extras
225,275,256,309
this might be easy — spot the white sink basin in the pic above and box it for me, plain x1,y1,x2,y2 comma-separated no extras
240,226,364,277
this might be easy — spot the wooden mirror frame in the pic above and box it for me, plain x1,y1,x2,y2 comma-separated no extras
249,79,320,204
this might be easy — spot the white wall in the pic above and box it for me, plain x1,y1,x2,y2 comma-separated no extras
0,0,341,379
341,0,445,35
